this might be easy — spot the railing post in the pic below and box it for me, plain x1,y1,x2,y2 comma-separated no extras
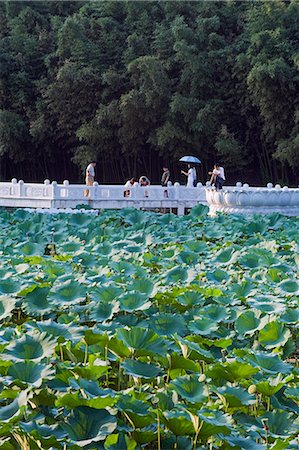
18,180,24,197
93,182,98,201
11,178,17,196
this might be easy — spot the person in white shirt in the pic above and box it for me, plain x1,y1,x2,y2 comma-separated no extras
85,161,96,185
124,177,136,197
209,163,225,190
84,161,96,197
181,164,197,187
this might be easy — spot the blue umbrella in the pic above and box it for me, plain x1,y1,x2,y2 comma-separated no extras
179,156,201,164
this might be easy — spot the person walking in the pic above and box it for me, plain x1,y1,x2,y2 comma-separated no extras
181,164,197,187
161,166,170,187
84,161,96,197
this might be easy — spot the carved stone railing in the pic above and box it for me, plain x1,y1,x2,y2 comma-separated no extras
0,179,298,216
205,183,299,216
0,179,206,215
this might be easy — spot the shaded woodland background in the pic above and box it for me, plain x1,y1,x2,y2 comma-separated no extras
0,0,298,185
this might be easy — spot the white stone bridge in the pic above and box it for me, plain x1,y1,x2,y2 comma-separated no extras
0,179,298,216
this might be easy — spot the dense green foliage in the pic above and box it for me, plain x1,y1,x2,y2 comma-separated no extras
0,207,298,449
0,1,298,184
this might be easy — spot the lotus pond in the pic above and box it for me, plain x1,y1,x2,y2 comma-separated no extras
0,206,298,449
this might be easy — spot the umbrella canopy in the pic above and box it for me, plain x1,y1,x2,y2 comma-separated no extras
179,156,201,164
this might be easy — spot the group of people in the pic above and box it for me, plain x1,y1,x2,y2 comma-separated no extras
85,161,225,192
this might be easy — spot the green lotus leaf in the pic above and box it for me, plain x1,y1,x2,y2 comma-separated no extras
215,248,237,264
230,279,255,298
116,327,166,356
218,386,255,407
170,354,199,372
15,241,44,256
203,304,228,322
162,409,195,436
69,214,93,226
6,361,54,387
184,240,208,253
256,374,291,396
176,291,204,307
118,292,151,313
132,430,157,445
164,266,190,284
0,390,28,422
266,268,287,283
197,409,233,439
89,286,122,303
263,411,299,438
177,250,199,265
169,374,208,403
127,278,155,296
246,352,292,374
0,279,20,295
23,287,52,314
62,406,117,446
279,280,299,295
0,295,16,321
151,314,186,336
188,318,218,336
239,253,261,269
259,321,291,349
117,395,150,415
89,300,120,321
3,332,57,361
223,435,265,449
20,420,67,440
49,279,87,304
34,319,84,343
207,362,258,383
117,396,154,428
121,359,162,379
207,268,230,282
235,310,262,336
104,433,137,450
56,392,116,409
281,308,299,324
179,339,215,363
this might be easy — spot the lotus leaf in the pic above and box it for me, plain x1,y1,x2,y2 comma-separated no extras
7,361,54,387
116,327,166,356
235,310,262,336
189,318,218,336
259,321,291,349
218,386,255,407
151,314,186,336
169,374,208,403
118,292,151,312
246,352,292,374
279,280,299,295
162,409,195,436
0,390,28,422
262,411,299,438
62,406,117,446
3,332,57,361
33,319,84,342
0,295,16,321
23,287,52,314
197,409,233,439
0,279,20,295
256,374,292,396
281,308,299,324
49,279,87,304
121,359,162,379
90,300,120,321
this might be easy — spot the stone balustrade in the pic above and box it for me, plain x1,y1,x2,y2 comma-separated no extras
0,179,298,216
205,184,299,216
